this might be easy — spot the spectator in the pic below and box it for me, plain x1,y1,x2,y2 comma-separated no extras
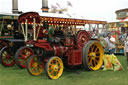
124,36,128,69
101,32,116,54
119,32,127,43
112,32,117,41
48,26,55,42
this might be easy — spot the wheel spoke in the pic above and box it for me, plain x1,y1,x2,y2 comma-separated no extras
56,60,58,65
88,58,92,65
31,68,35,73
49,65,52,69
34,57,37,62
90,46,93,52
88,54,91,57
36,67,39,72
2,55,6,60
19,58,24,63
93,45,97,52
95,58,98,63
92,45,94,50
95,51,100,54
51,61,53,64
18,55,25,59
93,59,97,66
25,59,27,65
95,47,98,52
19,59,25,65
6,58,9,63
90,61,93,67
8,59,12,64
55,71,58,76
95,56,100,58
50,70,54,76
30,60,34,65
88,56,91,61
38,65,42,71
2,52,7,56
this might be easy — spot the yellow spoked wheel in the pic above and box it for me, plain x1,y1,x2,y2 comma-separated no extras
82,40,104,71
27,55,44,76
45,56,64,79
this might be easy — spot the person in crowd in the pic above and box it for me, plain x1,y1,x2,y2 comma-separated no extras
54,26,66,45
108,34,116,54
112,32,117,41
48,25,55,42
54,27,65,39
119,31,127,43
10,21,14,35
100,32,116,54
66,26,73,37
124,35,128,69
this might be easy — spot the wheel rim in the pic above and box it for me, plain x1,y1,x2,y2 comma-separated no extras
47,57,63,79
0,47,15,66
77,31,90,48
18,48,34,68
87,42,104,70
28,55,44,76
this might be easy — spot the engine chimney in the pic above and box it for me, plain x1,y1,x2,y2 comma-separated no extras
12,0,19,14
41,0,49,12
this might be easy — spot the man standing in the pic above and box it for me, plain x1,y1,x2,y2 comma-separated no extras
124,36,128,69
104,33,116,54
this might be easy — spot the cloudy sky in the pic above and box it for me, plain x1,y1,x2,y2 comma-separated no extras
0,0,128,22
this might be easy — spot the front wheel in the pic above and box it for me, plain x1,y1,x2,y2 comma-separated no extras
0,46,15,67
15,46,34,69
82,40,104,71
27,55,44,76
45,56,64,79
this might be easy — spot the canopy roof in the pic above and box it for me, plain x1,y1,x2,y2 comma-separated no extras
18,12,107,25
18,12,40,23
0,12,19,19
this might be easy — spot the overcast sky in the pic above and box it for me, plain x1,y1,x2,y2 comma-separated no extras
0,0,128,22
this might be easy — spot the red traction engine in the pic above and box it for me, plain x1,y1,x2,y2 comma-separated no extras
16,12,104,79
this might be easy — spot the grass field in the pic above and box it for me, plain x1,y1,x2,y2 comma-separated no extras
0,55,128,85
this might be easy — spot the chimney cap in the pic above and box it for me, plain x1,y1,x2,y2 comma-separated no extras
41,7,49,12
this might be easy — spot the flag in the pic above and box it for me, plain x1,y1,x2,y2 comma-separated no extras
51,5,57,9
56,3,61,8
67,1,72,7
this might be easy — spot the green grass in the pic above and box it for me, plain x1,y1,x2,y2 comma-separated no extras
0,55,128,85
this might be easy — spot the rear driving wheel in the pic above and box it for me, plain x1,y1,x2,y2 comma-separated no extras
45,56,64,79
27,55,44,76
82,40,104,71
15,46,34,69
0,46,15,67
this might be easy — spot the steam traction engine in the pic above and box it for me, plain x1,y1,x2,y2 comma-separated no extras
16,12,105,79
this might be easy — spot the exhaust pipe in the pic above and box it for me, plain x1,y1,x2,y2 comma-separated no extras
12,0,19,14
41,0,49,12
